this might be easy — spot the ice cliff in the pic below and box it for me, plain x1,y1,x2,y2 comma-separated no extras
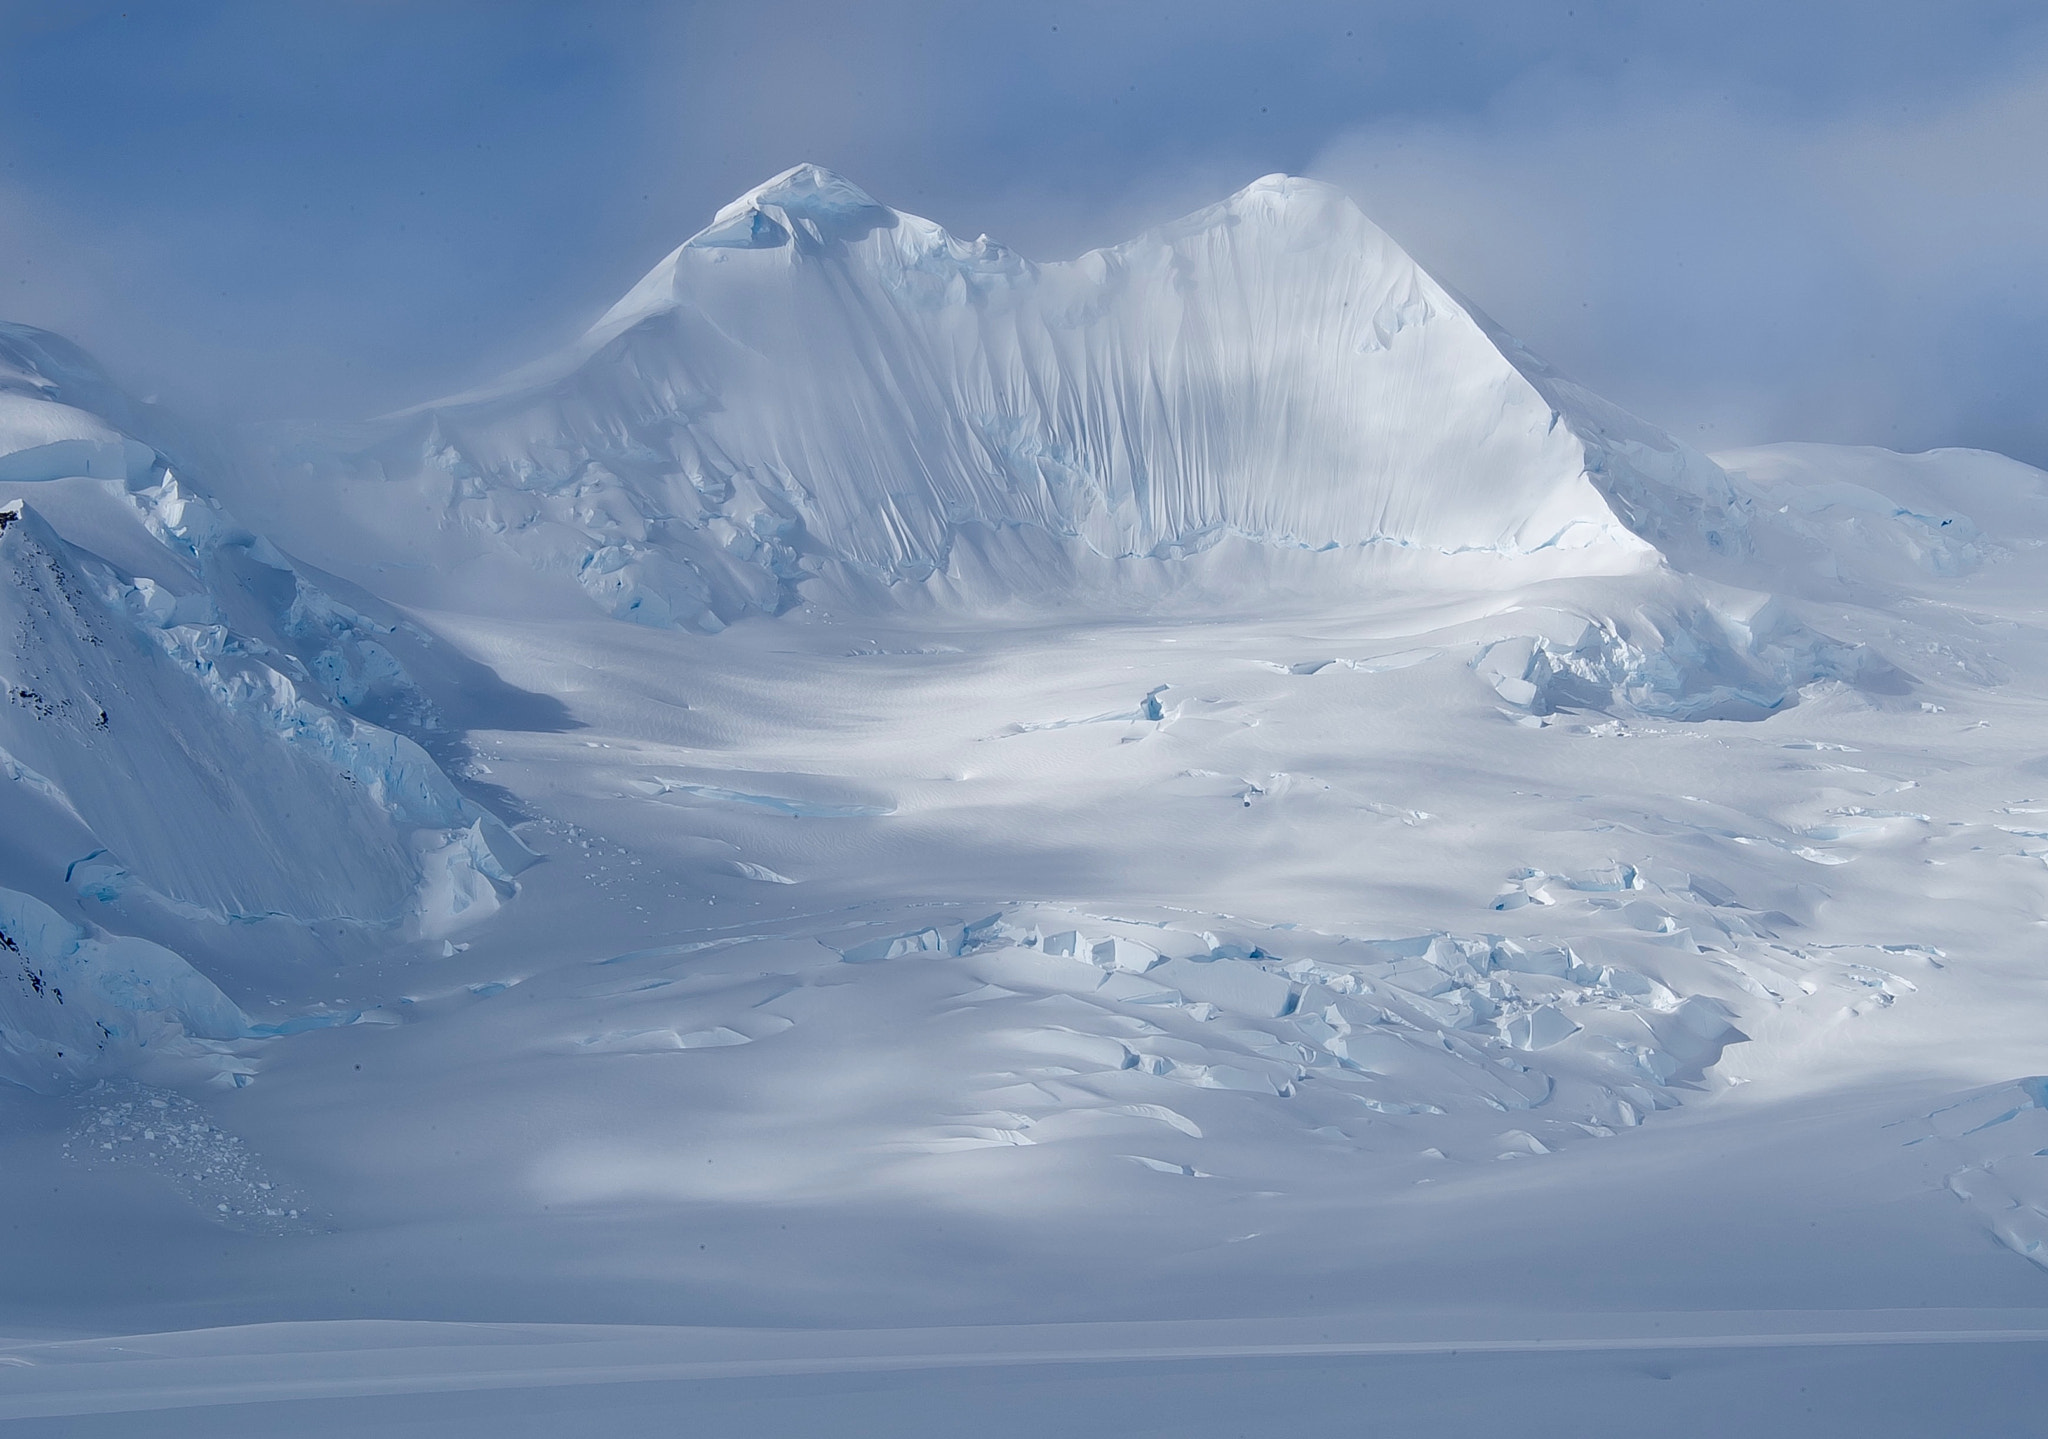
0,328,527,1067
0,884,248,1091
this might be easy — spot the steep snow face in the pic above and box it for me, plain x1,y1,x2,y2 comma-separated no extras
0,499,506,931
320,167,1687,629
0,884,249,1092
0,323,165,482
0,332,526,960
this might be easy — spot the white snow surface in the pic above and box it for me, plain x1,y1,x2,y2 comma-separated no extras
0,327,528,1005
279,167,1692,633
5,175,2048,1433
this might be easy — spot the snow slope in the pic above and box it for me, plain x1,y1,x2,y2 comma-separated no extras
0,327,529,1087
0,499,505,932
271,167,1735,631
7,174,2048,1433
240,167,1872,725
12,433,2048,1437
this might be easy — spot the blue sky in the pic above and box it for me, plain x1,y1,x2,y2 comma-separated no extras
5,2,2048,462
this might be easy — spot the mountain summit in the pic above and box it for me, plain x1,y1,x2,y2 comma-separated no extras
317,167,1742,630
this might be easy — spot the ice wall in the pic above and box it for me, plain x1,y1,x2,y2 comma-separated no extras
0,884,248,1091
0,334,528,954
0,499,515,931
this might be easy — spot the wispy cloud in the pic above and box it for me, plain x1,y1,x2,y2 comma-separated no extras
4,2,2047,463
1311,60,2048,460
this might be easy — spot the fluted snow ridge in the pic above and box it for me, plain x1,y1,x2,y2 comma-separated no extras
347,166,1739,629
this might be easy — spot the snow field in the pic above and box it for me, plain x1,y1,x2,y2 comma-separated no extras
4,169,2048,1433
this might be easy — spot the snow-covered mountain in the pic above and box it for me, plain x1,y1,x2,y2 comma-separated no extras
0,325,528,1089
269,167,1768,632
9,169,2048,1433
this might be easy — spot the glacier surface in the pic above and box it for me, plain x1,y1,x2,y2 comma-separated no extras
0,329,528,1006
2,171,2047,1435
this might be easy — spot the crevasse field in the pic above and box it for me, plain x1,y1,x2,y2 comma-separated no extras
4,166,2048,1434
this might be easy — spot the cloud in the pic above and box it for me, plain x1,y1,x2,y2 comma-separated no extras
5,1,2048,465
1309,61,2048,462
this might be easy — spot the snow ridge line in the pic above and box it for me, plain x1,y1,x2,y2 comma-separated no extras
7,1323,2048,1418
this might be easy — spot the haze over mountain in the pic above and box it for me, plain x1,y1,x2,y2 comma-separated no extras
4,168,2048,1435
274,166,1729,632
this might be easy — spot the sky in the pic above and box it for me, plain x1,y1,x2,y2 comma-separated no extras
4,1,2048,464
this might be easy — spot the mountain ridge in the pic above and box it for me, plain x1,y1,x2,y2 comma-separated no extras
286,165,1732,633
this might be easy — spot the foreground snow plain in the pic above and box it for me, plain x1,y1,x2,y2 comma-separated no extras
4,170,2048,1433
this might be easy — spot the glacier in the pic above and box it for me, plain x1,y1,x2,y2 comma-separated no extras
0,883,248,1092
3,169,2048,1435
0,326,529,1015
243,168,1883,725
